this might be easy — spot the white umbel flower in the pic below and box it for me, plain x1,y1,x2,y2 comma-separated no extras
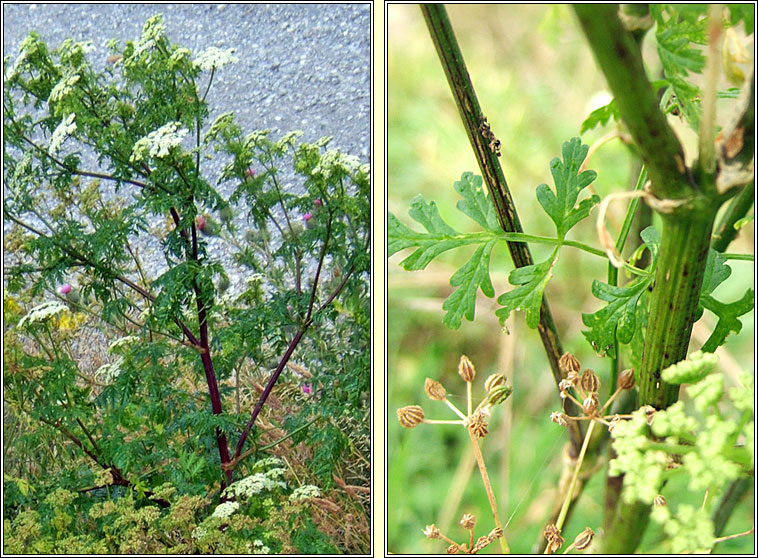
289,484,321,502
130,122,188,162
211,501,240,519
18,300,68,329
193,47,238,71
48,73,81,104
49,113,77,155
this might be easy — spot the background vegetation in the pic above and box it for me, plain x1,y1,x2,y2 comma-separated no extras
387,5,754,553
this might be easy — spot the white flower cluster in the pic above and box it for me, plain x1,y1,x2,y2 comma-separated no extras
57,38,95,66
311,150,362,181
289,484,321,502
252,540,271,554
141,14,166,44
95,356,124,383
126,15,167,64
108,335,140,354
49,113,77,156
192,47,239,71
130,122,188,162
5,33,43,81
210,501,240,519
17,301,68,329
48,73,81,104
191,526,207,540
244,129,273,149
221,469,286,501
253,456,284,469
168,47,191,68
204,112,236,144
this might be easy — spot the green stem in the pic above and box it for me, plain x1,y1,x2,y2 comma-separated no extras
711,477,752,550
258,417,318,452
711,180,755,253
608,166,648,399
556,420,597,532
638,213,717,409
574,5,729,553
421,3,583,453
467,428,509,553
573,4,691,202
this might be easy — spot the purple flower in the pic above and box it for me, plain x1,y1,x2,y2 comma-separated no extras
244,167,256,179
302,383,312,395
59,284,72,295
303,212,313,222
314,198,323,208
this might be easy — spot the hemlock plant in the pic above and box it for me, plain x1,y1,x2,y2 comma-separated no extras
390,4,753,554
4,13,369,553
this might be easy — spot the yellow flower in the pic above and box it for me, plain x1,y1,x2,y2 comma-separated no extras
4,295,22,318
58,311,86,332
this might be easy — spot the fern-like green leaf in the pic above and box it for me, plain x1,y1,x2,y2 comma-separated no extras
495,251,557,329
535,137,599,238
442,239,497,329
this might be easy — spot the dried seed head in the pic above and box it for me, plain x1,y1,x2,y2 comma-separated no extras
582,393,599,416
423,524,441,539
573,527,594,551
618,368,636,390
466,411,489,438
484,373,506,393
558,379,573,396
488,527,503,541
459,513,476,530
543,523,564,554
580,369,600,394
472,536,489,553
458,355,476,383
397,405,425,428
642,404,656,425
551,411,569,427
654,495,666,507
487,384,513,407
424,378,447,401
446,544,460,554
566,370,580,385
608,415,621,433
559,352,581,375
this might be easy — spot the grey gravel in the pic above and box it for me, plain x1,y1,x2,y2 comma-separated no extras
2,3,370,158
3,3,371,294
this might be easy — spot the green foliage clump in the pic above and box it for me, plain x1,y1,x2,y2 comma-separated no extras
4,11,369,554
609,355,753,553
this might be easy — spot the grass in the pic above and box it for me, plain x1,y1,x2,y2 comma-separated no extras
387,4,754,554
